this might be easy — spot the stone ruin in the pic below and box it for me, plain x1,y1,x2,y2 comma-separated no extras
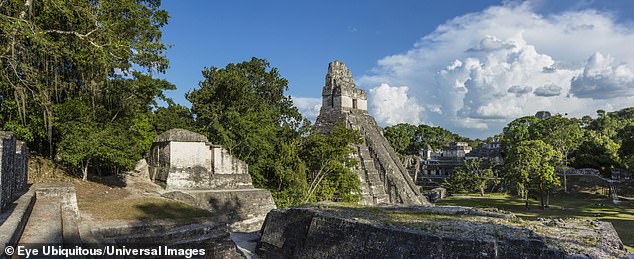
147,128,277,232
314,61,428,205
258,204,628,258
0,131,28,210
535,110,552,119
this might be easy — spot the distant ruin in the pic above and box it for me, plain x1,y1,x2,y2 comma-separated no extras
535,111,552,119
314,61,428,205
407,141,503,190
147,128,277,231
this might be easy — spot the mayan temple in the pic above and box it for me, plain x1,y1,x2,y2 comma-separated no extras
314,60,428,205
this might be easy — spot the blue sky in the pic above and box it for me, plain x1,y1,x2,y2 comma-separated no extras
159,0,634,138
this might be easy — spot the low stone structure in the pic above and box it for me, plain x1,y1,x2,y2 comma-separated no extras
148,128,276,232
148,129,251,190
314,61,427,206
0,131,28,210
535,111,552,119
258,204,627,258
403,141,503,190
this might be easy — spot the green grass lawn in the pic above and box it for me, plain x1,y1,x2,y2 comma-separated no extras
436,192,634,253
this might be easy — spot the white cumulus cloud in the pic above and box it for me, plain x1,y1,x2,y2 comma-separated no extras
368,83,423,125
292,96,321,122
357,1,634,138
507,85,534,97
570,52,634,99
534,84,562,97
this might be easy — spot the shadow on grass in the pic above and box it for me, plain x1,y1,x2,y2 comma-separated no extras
134,200,214,221
87,174,127,188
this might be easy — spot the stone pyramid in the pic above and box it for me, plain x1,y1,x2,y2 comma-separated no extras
314,61,429,205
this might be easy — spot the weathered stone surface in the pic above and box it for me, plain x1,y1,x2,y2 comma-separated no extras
0,131,16,209
154,128,209,143
314,61,428,206
148,128,277,232
0,186,35,254
425,187,447,203
13,141,28,200
85,220,243,258
258,204,628,259
535,111,552,119
163,189,277,232
18,183,82,247
148,129,251,190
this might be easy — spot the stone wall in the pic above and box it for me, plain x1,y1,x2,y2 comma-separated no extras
169,141,213,172
13,141,28,200
0,131,28,210
211,145,248,175
314,61,428,206
0,132,16,209
258,205,627,258
148,128,277,232
148,129,253,190
163,189,277,232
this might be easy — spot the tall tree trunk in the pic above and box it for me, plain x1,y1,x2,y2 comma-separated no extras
45,105,54,158
82,160,90,181
563,152,569,193
540,185,545,209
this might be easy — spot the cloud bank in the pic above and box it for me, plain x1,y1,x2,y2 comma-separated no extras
357,1,634,138
368,83,423,125
292,96,321,122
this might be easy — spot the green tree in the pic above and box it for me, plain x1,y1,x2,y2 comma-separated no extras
572,131,620,176
54,73,173,179
617,124,634,160
384,123,416,155
0,0,169,157
587,110,622,138
153,102,196,134
443,158,494,196
187,58,309,204
501,116,541,155
503,140,560,209
538,115,583,192
300,123,363,203
618,123,634,171
384,123,474,156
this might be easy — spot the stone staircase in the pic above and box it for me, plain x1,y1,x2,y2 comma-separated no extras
356,145,388,204
346,112,427,205
17,183,81,248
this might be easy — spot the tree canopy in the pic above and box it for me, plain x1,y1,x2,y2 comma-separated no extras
1,0,172,178
503,140,559,209
443,158,495,196
384,123,476,156
187,58,363,207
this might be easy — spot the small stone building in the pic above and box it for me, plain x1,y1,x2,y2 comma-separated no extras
148,129,252,190
0,131,29,210
148,129,276,232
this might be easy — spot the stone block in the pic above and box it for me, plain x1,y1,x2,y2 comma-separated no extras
12,141,28,200
148,129,253,190
0,131,16,210
162,188,276,232
257,205,627,258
